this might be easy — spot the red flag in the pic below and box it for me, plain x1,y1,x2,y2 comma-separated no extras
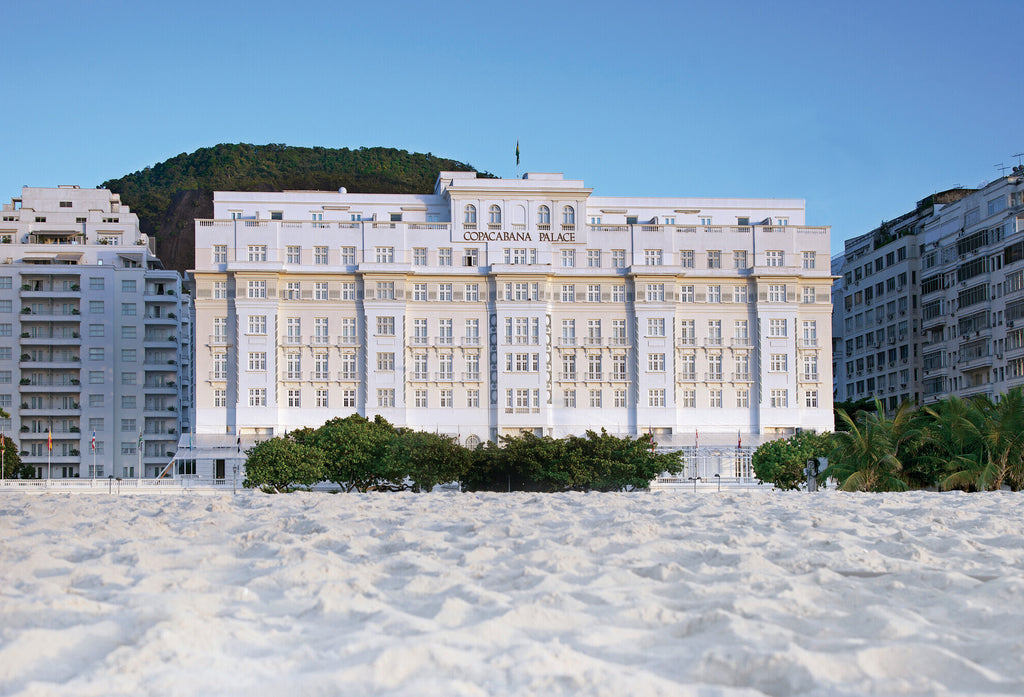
47,428,52,452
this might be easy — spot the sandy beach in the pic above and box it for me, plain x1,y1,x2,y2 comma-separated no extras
1,490,1022,696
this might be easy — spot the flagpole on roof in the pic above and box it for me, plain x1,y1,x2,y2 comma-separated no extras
515,140,520,179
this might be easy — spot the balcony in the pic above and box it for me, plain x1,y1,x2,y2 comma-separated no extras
582,337,603,347
411,336,429,346
800,372,820,382
337,371,358,381
799,338,819,349
559,372,577,381
705,338,723,348
462,372,481,381
557,337,577,347
731,372,752,382
461,336,482,347
677,372,696,382
434,372,455,381
679,337,697,347
731,338,752,348
704,372,724,382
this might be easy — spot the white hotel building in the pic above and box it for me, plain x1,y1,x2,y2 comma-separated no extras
191,171,832,481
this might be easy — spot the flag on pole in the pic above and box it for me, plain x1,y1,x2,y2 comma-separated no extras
515,141,520,167
138,431,143,450
737,431,742,449
91,430,96,451
695,428,698,450
47,428,52,452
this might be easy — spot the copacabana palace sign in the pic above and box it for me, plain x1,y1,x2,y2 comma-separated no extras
460,229,579,243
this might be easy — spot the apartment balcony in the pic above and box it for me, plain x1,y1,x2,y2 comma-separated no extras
731,338,752,348
679,337,697,347
19,286,81,299
581,337,603,347
19,405,81,417
19,379,80,391
337,336,359,347
462,372,481,382
143,406,178,417
799,338,819,349
337,371,358,381
282,371,302,381
434,336,454,346
19,308,80,318
558,372,577,382
310,371,330,381
557,337,577,348
731,372,752,382
20,357,80,369
677,372,697,382
410,336,429,346
434,372,455,381
460,336,482,347
144,313,177,324
799,372,820,383
704,338,724,348
144,381,177,392
704,372,724,382
608,337,629,346
19,330,80,345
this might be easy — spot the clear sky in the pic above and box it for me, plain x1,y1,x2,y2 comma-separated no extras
2,0,1021,256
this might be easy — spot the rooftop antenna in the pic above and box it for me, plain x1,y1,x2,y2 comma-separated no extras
996,163,1010,176
1013,152,1024,167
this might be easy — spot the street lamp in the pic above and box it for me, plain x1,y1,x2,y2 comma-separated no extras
714,473,721,491
688,476,702,492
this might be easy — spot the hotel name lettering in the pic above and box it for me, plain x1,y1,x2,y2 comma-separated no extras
461,230,578,243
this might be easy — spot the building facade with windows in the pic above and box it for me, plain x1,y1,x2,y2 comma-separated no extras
0,186,190,478
191,171,833,480
833,170,1024,408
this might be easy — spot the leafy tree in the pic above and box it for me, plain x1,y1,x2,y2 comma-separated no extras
0,435,32,479
463,430,680,492
752,430,832,490
313,415,401,492
824,399,918,491
386,430,471,492
243,436,326,493
833,397,876,432
915,395,985,490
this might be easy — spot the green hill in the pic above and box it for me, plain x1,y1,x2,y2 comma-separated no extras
102,143,490,275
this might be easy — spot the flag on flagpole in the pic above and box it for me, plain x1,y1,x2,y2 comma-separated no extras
138,431,143,450
695,428,698,450
737,431,742,449
515,141,520,167
47,428,52,452
91,430,96,451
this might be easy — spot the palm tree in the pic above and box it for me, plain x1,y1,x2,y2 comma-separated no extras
824,398,918,491
943,388,1024,491
918,395,986,490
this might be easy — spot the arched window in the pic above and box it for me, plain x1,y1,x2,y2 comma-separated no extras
537,205,550,225
562,205,575,225
489,205,502,225
463,204,477,224
465,434,481,449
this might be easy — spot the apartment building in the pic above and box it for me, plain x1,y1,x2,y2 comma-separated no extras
190,171,833,480
833,170,1024,407
0,186,190,478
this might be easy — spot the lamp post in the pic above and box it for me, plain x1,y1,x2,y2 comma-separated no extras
714,473,721,492
688,476,702,492
232,464,238,495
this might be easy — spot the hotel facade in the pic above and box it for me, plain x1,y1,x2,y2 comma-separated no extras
191,171,833,481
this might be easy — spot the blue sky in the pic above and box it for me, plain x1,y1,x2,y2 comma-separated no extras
2,0,1021,255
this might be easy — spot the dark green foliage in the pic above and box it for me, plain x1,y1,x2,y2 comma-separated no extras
462,430,681,492
824,399,918,492
242,436,326,493
752,431,832,490
312,414,401,492
0,435,32,479
386,430,472,493
833,397,876,432
101,143,492,274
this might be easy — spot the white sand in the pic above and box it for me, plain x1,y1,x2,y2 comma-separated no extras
1,491,1022,697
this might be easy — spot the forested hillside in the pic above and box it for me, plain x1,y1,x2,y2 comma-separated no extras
101,144,488,274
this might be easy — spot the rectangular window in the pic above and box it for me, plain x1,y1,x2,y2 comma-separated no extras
611,250,626,268
770,354,788,372
89,371,104,384
802,287,816,304
375,247,394,263
121,280,137,293
707,285,721,303
314,246,328,264
377,388,395,408
89,347,104,360
121,418,136,432
802,251,816,269
213,245,227,263
770,389,788,408
587,284,601,303
376,316,395,336
646,284,665,302
438,283,453,302
564,389,576,408
768,284,786,302
805,390,819,408
340,247,356,265
736,389,749,408
247,245,267,262
709,389,722,408
89,324,104,337
120,302,136,316
287,389,301,408
439,248,452,266
214,389,227,407
733,250,748,269
412,248,427,266
644,249,663,265
312,282,327,301
647,318,666,337
464,284,480,302
561,249,575,268
376,352,395,372
376,281,395,300
249,388,267,407
648,353,665,372
561,285,576,303
707,250,721,269
678,285,694,303
241,350,266,373
766,250,784,267
768,319,787,337
680,250,694,268
314,317,329,343
247,315,266,335
286,246,301,264
466,390,480,408
612,285,625,302
89,300,104,314
587,249,601,267
247,281,266,299
648,389,666,407
315,389,329,408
